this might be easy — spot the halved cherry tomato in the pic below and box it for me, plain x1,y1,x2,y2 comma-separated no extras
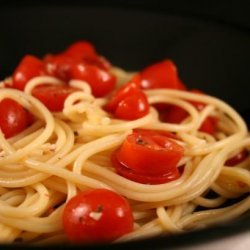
62,189,133,243
199,116,218,135
105,81,149,120
43,53,78,82
12,55,44,90
32,84,78,112
162,89,218,135
138,60,186,90
71,63,116,97
64,41,97,60
64,41,111,70
0,98,32,138
114,90,149,120
225,150,249,166
112,153,180,184
113,130,184,176
104,78,141,113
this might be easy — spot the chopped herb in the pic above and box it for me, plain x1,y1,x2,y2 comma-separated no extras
136,137,147,145
96,204,103,213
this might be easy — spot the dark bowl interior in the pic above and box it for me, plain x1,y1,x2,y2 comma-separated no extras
0,2,250,249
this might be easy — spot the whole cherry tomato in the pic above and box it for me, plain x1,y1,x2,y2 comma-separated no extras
32,84,78,112
62,189,134,243
12,55,44,90
0,98,32,138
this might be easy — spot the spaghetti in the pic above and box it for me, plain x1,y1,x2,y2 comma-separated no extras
0,42,249,244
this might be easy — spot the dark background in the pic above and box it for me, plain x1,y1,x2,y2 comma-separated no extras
0,0,250,112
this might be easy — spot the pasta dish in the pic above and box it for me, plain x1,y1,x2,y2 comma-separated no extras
0,41,249,244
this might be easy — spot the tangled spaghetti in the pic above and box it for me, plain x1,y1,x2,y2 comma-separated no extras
0,46,249,245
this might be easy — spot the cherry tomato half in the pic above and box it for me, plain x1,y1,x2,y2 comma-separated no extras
138,60,186,90
105,81,149,120
104,76,141,113
64,41,97,60
0,98,32,138
225,150,249,166
64,40,111,70
71,63,116,97
114,130,184,176
44,53,78,82
62,189,133,243
12,55,44,90
162,89,218,135
112,153,180,184
32,85,79,112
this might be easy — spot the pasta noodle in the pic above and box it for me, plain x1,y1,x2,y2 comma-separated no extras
0,52,249,245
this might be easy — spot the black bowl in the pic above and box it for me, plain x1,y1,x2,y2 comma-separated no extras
0,1,250,249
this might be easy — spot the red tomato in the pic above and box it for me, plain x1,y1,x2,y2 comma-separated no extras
0,98,31,138
104,78,141,113
138,60,186,90
161,105,187,124
62,189,134,243
105,81,149,120
32,85,78,112
115,91,149,120
114,130,184,175
64,41,111,70
43,53,78,81
199,116,218,135
12,55,44,90
112,153,180,184
225,150,249,166
64,41,97,60
71,63,116,97
162,89,218,135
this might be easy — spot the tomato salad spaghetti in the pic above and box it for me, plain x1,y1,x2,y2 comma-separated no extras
0,41,249,244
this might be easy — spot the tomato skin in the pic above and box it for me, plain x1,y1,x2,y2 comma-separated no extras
138,60,186,90
44,41,111,82
115,90,149,120
112,153,180,184
64,41,96,60
44,53,78,82
162,89,218,135
71,63,116,97
12,55,44,90
62,189,133,243
199,116,218,135
105,81,149,120
104,80,140,113
64,41,111,70
32,85,78,112
114,130,184,175
0,98,31,138
225,150,249,166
